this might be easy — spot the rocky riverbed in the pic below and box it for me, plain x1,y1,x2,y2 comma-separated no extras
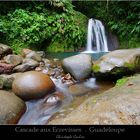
1,43,140,124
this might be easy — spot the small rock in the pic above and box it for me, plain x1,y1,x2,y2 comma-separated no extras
35,67,43,72
42,68,49,74
21,48,32,57
0,43,12,59
46,69,56,76
0,63,14,74
63,73,73,80
36,51,45,58
42,58,51,65
4,54,23,66
39,61,45,67
13,59,39,72
26,51,42,62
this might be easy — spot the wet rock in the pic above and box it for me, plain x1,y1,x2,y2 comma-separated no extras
12,71,55,100
0,73,22,89
34,62,45,72
61,73,76,85
54,70,61,79
0,43,12,59
26,51,42,62
49,74,140,125
62,54,92,80
39,61,45,67
92,48,140,79
42,58,51,65
45,68,56,76
0,90,26,124
42,68,49,74
0,63,13,74
35,67,43,72
13,59,39,72
4,55,23,66
63,73,73,80
41,67,62,78
43,92,64,106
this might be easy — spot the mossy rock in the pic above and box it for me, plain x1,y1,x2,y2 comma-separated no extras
92,65,100,73
92,48,140,80
115,77,129,86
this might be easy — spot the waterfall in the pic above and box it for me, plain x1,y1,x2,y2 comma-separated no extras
84,18,109,53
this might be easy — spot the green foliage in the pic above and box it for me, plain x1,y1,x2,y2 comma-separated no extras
48,0,74,13
116,77,129,86
0,1,87,53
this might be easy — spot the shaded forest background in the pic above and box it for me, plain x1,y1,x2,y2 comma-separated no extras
0,0,139,53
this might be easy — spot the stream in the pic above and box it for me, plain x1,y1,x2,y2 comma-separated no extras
18,52,114,125
18,76,114,125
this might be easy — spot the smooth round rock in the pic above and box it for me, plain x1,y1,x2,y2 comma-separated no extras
0,90,26,124
12,71,55,100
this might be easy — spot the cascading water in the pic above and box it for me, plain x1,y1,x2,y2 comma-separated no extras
84,18,109,53
18,78,73,125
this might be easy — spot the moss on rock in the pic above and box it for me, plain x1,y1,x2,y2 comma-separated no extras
115,77,129,86
92,64,100,73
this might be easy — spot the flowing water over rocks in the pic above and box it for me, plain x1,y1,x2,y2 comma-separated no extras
18,77,73,125
18,74,114,124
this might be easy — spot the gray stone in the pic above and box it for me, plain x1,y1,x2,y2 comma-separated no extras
4,54,23,66
0,43,12,59
62,54,92,80
36,51,45,58
26,51,42,62
13,59,39,72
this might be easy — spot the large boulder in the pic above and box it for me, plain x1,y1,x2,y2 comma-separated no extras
12,71,55,100
0,90,26,124
49,74,140,124
4,54,23,66
0,43,12,59
0,63,13,74
62,54,92,80
92,48,140,79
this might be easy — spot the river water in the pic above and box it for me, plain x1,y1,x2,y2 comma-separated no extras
18,76,114,125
